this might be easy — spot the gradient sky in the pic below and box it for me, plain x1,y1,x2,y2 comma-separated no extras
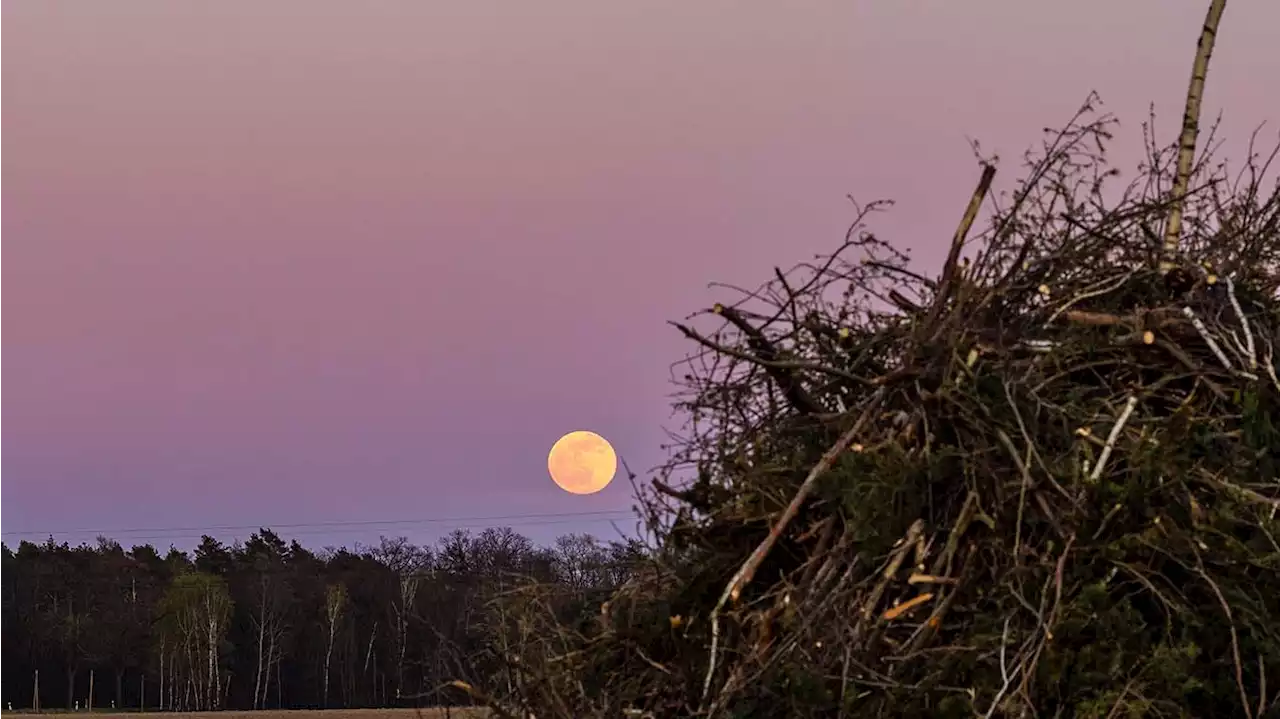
3,1,1276,551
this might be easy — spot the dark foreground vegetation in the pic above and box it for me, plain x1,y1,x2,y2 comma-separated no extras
1,529,644,712
467,3,1280,717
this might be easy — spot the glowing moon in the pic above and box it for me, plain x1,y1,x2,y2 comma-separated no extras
548,430,618,495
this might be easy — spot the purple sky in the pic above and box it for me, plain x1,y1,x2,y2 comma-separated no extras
3,1,1276,551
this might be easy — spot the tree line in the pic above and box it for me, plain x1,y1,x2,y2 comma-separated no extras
1,527,646,711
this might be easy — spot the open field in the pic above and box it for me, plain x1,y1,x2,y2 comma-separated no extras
0,706,488,711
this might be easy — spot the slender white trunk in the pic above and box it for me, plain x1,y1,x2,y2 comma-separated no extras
393,574,419,699
157,640,165,711
266,619,274,708
323,639,335,707
1160,0,1229,272
253,607,266,709
323,591,343,708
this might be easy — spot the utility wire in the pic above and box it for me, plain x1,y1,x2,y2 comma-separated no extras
5,517,643,545
1,509,639,542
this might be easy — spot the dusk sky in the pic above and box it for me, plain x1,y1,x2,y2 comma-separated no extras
3,1,1276,551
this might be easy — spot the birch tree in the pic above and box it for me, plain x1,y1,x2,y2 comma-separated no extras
154,572,232,711
322,582,348,708
1160,0,1229,272
372,536,428,700
241,530,290,710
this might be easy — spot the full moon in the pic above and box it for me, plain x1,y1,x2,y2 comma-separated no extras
547,430,618,495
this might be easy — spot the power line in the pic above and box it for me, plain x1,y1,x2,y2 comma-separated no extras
4,517,645,545
1,509,640,541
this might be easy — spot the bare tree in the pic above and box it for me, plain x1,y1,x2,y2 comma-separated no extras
155,573,232,711
371,536,429,700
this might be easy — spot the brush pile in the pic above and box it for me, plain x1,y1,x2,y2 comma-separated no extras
474,96,1280,718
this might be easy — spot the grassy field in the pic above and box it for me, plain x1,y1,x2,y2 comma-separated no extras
0,706,488,711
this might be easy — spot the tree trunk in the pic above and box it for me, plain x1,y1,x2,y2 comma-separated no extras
253,596,266,710
393,574,419,701
323,583,346,709
262,622,277,708
363,621,377,704
1160,0,1229,272
324,639,335,707
115,668,124,711
66,665,76,710
88,669,95,711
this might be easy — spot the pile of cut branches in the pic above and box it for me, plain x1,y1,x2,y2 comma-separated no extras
470,4,1280,717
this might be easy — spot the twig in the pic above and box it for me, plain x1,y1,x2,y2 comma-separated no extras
690,303,833,414
1264,345,1280,516
633,647,673,676
1044,271,1136,327
1103,679,1140,719
861,260,938,290
1155,338,1231,400
700,390,885,707
1088,395,1139,484
1258,652,1268,719
858,520,928,631
924,163,997,336
672,321,872,389
1061,310,1126,326
1224,277,1257,370
995,428,1034,563
1181,306,1237,372
1194,469,1280,511
898,549,974,660
1004,383,1077,506
930,493,980,578
1263,338,1280,394
1051,534,1074,633
1196,562,1254,719
907,573,959,586
881,593,935,621
980,617,1019,719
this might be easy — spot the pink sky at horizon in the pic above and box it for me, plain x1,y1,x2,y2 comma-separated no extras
3,1,1276,551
